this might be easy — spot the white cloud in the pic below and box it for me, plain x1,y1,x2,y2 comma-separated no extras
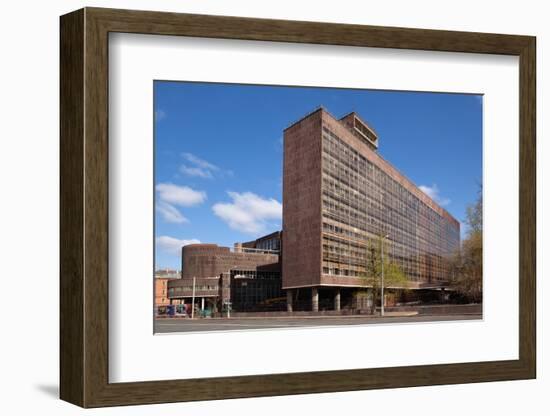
274,136,284,153
212,191,282,235
156,183,206,207
182,152,219,171
180,153,218,179
155,183,206,224
419,184,451,207
156,236,200,255
180,152,233,179
156,201,188,224
180,165,213,179
155,109,166,122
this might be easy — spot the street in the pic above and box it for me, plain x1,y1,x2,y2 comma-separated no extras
155,314,482,333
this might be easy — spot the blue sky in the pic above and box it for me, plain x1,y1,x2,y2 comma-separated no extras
154,81,482,270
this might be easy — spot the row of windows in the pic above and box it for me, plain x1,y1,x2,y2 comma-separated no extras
322,149,458,248
322,189,450,256
255,238,281,251
322,266,362,277
230,270,280,279
320,126,459,283
323,127,459,229
168,285,219,294
322,157,458,250
323,130,459,247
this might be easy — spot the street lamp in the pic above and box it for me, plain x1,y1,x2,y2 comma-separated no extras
191,276,196,319
380,233,390,316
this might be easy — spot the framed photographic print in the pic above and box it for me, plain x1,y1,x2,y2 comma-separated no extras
60,7,536,408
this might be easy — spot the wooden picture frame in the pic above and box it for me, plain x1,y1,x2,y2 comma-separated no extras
60,7,536,408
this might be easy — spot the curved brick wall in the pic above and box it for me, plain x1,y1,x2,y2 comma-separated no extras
181,244,279,279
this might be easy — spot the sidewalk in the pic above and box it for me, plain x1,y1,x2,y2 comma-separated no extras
157,311,419,320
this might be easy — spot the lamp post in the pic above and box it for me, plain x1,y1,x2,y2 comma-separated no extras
191,276,196,319
380,234,390,316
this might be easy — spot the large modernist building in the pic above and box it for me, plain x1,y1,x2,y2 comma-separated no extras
282,108,460,311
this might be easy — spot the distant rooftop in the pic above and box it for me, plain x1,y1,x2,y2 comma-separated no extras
155,268,180,278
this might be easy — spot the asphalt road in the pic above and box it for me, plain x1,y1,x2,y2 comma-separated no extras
155,314,482,333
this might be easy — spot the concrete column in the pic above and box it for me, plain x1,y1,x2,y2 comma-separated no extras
312,287,319,312
334,288,341,311
286,289,293,313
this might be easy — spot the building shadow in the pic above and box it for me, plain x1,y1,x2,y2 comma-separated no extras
35,384,59,399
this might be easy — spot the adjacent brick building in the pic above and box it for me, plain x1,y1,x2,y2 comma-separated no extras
154,269,179,307
168,240,282,313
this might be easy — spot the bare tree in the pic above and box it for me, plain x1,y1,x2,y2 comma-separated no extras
450,186,482,303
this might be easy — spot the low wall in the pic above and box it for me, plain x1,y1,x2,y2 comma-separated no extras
158,304,482,319
385,304,482,315
224,304,482,318
215,309,373,318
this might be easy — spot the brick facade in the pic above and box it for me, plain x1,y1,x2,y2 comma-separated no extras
282,109,323,289
181,244,279,279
